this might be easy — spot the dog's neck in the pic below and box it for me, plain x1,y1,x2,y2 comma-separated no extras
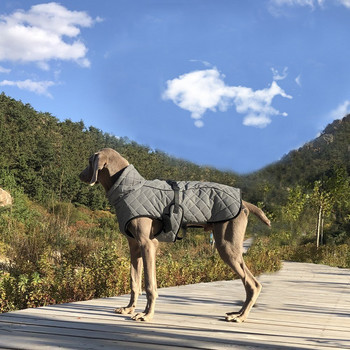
99,166,128,193
110,167,127,187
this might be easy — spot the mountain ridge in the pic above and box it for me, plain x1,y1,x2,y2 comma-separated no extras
247,114,350,189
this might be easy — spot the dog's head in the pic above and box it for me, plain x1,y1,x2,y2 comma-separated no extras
79,148,129,188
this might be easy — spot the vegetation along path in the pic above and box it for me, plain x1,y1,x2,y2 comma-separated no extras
0,261,349,350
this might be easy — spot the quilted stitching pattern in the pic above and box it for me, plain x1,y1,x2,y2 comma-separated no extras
107,165,241,242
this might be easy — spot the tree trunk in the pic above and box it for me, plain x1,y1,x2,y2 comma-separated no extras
320,213,325,246
316,205,323,248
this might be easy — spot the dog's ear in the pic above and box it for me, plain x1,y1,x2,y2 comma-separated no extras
89,152,107,186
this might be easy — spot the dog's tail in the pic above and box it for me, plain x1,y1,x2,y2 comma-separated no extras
242,200,271,227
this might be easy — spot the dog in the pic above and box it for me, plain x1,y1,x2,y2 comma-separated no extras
80,148,271,323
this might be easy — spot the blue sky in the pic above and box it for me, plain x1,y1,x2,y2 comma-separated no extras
1,0,350,174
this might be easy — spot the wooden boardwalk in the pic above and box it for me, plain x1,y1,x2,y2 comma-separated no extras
0,261,349,349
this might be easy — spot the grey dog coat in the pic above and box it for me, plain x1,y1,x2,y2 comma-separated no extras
107,165,242,242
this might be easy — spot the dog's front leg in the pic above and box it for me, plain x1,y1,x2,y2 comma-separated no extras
115,237,142,315
129,218,159,322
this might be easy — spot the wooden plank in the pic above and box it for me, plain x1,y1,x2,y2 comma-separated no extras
0,261,349,349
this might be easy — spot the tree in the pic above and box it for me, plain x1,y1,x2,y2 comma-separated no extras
310,180,332,248
282,185,308,233
309,168,350,247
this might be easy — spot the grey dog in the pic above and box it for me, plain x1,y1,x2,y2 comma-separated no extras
80,148,271,323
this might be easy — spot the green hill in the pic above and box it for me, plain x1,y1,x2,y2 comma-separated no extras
252,114,350,187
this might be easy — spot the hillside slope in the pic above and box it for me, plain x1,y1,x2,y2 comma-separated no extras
254,114,350,187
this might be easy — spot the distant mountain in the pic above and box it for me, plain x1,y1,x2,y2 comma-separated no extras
247,114,350,187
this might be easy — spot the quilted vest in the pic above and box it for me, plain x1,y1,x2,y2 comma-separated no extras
107,165,241,242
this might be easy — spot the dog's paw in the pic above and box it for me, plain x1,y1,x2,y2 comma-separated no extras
114,307,134,315
132,312,145,321
225,312,245,323
132,312,153,322
226,315,243,323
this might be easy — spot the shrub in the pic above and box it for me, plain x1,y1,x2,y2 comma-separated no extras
245,237,282,275
0,272,16,313
280,243,350,268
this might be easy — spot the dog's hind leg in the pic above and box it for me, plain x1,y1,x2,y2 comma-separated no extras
115,237,143,315
224,259,261,323
213,210,262,323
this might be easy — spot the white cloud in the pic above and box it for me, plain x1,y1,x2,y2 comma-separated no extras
270,0,350,9
269,0,328,7
270,0,320,9
37,61,50,71
162,68,292,128
338,0,350,8
295,74,302,87
329,100,350,120
271,67,288,81
271,0,315,7
0,79,55,97
0,2,96,67
189,59,212,68
194,120,204,128
0,66,11,74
